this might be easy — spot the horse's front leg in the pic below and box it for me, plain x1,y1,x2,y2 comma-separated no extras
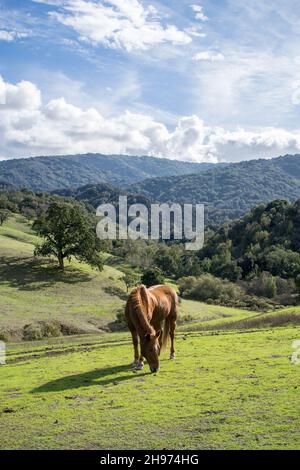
130,329,140,368
137,354,144,370
130,330,144,370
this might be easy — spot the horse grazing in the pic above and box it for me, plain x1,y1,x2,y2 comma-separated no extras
125,284,179,373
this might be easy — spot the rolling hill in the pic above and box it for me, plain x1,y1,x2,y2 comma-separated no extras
2,153,300,226
0,153,216,191
131,155,300,225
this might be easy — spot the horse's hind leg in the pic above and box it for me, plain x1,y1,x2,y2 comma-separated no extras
169,318,176,359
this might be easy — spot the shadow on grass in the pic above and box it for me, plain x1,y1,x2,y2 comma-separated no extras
0,256,91,291
103,286,128,301
31,364,148,393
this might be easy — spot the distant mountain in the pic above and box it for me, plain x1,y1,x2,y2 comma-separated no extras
131,155,300,225
3,152,300,227
0,153,216,191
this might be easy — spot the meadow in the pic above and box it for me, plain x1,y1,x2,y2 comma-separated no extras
1,215,300,450
1,326,300,449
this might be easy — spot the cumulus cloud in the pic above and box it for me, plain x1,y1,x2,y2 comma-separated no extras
1,76,300,162
46,0,192,51
0,29,28,41
0,76,41,109
191,5,208,22
193,51,224,62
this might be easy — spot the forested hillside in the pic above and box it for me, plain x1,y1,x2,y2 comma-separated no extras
54,183,154,209
0,153,215,191
132,155,300,225
198,198,300,282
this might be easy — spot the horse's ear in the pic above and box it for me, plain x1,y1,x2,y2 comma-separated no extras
145,333,151,341
156,330,161,339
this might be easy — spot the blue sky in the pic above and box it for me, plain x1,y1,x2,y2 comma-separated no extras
1,0,300,162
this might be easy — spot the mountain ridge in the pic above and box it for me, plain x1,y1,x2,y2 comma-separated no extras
0,153,217,191
130,154,300,225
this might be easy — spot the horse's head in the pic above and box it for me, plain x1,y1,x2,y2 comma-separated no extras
141,330,161,373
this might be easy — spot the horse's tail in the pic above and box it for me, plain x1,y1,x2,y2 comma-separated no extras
138,284,149,314
161,290,178,351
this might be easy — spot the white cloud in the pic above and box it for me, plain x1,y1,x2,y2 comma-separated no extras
1,76,300,163
0,76,41,109
191,5,208,22
291,80,300,105
46,0,192,51
0,29,28,41
193,51,224,62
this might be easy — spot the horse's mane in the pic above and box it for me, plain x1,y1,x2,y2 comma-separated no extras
129,285,155,335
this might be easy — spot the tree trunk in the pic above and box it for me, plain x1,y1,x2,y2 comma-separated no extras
58,252,64,271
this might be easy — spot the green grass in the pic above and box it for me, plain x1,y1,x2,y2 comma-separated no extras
178,299,258,325
1,326,300,449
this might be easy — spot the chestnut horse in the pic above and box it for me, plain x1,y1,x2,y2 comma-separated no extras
125,284,179,373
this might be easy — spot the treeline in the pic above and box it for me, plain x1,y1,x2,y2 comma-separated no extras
0,187,69,219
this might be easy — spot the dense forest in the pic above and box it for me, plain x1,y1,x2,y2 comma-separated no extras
198,198,300,282
54,182,154,211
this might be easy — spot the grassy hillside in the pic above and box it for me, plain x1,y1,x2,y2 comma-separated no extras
0,153,215,191
1,325,300,449
132,154,300,225
0,215,127,340
1,214,263,341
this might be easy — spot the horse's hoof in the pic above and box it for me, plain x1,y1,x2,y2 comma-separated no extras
131,362,139,369
169,354,175,360
136,363,144,370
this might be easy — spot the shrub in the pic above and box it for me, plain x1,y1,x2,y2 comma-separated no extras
246,272,277,298
0,330,9,342
141,267,164,288
177,314,194,325
41,322,62,338
115,309,127,327
178,274,278,311
23,324,44,341
178,274,242,302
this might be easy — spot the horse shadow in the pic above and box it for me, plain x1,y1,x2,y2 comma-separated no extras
31,364,149,393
